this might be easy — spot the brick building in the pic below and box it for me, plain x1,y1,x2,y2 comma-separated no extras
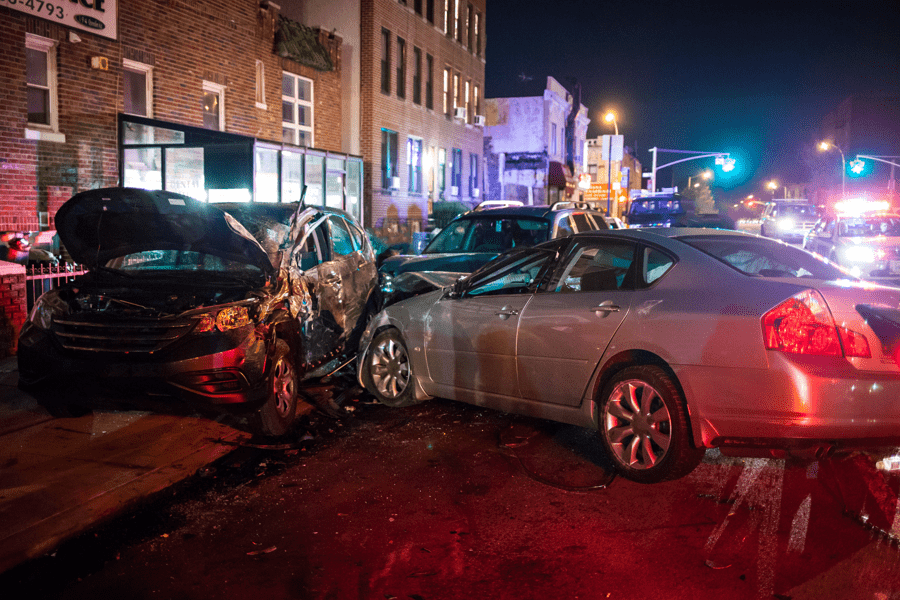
0,0,363,233
0,0,363,356
293,0,487,243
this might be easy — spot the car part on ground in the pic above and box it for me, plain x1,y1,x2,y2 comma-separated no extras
358,227,900,483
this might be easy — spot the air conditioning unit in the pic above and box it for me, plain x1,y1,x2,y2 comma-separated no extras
474,115,485,126
450,185,459,196
472,188,480,197
391,176,401,189
453,107,467,120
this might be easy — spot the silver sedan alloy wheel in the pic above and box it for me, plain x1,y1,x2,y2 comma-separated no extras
370,336,411,399
603,378,672,470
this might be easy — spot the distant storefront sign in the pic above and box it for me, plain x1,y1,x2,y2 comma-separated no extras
5,0,118,40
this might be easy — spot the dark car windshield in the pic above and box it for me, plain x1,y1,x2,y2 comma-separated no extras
679,235,852,280
424,216,551,254
106,250,265,275
778,204,818,218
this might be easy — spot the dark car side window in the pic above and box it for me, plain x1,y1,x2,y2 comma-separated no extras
464,247,557,297
330,217,355,256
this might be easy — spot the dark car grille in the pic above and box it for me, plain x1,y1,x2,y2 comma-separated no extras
51,316,196,353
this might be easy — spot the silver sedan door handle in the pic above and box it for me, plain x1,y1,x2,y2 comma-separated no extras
496,305,519,320
591,302,620,315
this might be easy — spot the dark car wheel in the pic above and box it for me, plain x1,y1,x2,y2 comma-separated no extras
257,341,299,436
598,365,704,483
363,329,418,407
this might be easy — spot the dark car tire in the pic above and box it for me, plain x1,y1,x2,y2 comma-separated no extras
597,365,704,484
361,329,419,408
257,341,299,437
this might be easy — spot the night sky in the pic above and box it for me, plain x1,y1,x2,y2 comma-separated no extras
484,0,900,199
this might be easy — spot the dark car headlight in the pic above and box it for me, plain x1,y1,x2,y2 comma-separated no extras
194,305,252,333
26,291,69,331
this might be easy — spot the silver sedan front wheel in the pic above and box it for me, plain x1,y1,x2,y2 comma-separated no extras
364,329,418,407
599,365,704,483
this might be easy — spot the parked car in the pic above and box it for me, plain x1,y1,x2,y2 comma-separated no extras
17,188,379,435
803,199,900,282
379,202,609,304
358,227,900,483
759,199,819,243
0,231,59,266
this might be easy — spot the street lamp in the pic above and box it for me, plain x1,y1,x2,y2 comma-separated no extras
688,169,712,189
767,180,778,198
604,111,618,136
818,140,846,197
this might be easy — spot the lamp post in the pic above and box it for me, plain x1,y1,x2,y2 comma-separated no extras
647,148,733,193
767,179,778,199
818,140,846,197
603,111,618,213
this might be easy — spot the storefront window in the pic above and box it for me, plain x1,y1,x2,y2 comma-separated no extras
325,157,344,209
122,122,184,145
124,147,162,190
305,154,324,205
165,148,205,201
255,147,279,202
282,151,304,203
346,160,362,222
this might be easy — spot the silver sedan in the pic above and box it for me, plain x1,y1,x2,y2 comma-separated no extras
357,228,900,483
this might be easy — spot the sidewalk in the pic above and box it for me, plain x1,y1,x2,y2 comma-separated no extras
0,355,248,573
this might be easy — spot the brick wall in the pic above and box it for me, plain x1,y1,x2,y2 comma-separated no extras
0,263,26,358
361,0,487,241
0,0,345,231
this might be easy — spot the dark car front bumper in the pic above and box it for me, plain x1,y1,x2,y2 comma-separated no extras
17,322,273,409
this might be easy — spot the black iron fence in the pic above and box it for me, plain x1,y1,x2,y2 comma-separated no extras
24,263,87,312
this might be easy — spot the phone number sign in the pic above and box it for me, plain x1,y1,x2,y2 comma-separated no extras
2,0,118,40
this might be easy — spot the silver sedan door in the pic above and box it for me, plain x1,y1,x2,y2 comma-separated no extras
425,248,557,397
516,239,643,406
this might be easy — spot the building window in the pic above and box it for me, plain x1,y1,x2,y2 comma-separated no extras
412,47,422,105
443,68,450,115
443,0,449,34
381,28,391,94
466,4,473,49
202,80,225,131
426,0,434,23
454,0,461,42
470,153,479,196
438,148,446,195
381,129,399,189
255,60,266,109
474,84,480,117
452,73,459,111
451,148,462,192
282,72,313,147
26,34,58,130
414,0,422,15
425,54,434,110
396,37,406,99
475,12,482,56
123,59,153,118
464,80,470,123
551,123,557,156
408,137,423,193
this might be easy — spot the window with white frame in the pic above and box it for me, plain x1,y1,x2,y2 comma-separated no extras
464,80,470,122
202,80,225,131
282,72,313,147
408,137,423,193
123,59,153,117
255,60,266,109
26,34,58,131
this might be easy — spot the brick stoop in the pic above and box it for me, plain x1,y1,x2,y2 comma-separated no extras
0,261,26,359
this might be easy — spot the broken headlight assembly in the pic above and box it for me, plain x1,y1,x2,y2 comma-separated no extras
194,305,252,333
25,291,70,331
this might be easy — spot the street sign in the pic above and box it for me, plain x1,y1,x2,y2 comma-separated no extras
601,135,624,162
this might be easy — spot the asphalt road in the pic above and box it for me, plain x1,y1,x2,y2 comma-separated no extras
2,386,899,600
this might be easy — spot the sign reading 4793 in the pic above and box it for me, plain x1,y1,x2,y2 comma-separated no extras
2,0,118,41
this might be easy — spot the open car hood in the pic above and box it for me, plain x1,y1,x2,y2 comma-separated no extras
56,188,273,273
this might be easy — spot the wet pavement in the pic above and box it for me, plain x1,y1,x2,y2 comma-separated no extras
2,380,899,600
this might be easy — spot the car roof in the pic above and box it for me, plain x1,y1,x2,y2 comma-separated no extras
570,227,759,241
453,205,606,220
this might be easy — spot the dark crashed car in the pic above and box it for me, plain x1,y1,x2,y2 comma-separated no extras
18,188,379,435
380,203,609,304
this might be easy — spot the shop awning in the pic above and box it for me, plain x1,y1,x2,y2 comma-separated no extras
548,161,577,196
